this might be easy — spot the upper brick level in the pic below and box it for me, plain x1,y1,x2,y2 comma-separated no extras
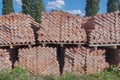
83,11,120,46
38,12,87,44
0,13,38,47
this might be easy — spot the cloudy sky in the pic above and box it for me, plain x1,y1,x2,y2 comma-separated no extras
0,0,108,16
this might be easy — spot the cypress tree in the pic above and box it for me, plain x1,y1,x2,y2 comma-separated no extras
107,0,119,13
119,1,120,10
85,0,100,17
2,0,14,15
31,0,45,23
22,0,32,15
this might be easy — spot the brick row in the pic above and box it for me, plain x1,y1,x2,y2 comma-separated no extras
83,11,120,44
0,49,11,70
0,13,36,46
38,11,86,43
86,49,109,74
63,46,109,74
63,46,88,74
18,46,60,75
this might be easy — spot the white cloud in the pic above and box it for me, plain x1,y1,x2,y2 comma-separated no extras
47,0,65,9
66,9,85,16
15,0,22,6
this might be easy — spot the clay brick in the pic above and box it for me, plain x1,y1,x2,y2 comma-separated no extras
0,49,11,70
38,11,86,43
18,46,60,75
0,13,38,46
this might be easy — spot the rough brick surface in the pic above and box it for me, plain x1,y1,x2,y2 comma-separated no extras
63,46,88,74
18,46,59,75
86,49,109,74
63,46,109,74
0,13,38,46
38,11,86,43
83,11,120,45
0,49,11,70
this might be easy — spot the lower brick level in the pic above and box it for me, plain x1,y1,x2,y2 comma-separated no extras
0,46,111,75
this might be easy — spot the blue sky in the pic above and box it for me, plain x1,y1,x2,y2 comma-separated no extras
0,0,108,16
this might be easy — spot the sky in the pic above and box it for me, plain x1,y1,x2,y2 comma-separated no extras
0,0,108,16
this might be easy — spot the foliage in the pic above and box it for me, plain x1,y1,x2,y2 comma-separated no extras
31,0,45,23
2,0,14,15
85,0,100,17
22,0,44,23
22,0,32,15
119,1,120,11
0,65,120,80
0,67,30,80
107,0,119,13
93,65,120,80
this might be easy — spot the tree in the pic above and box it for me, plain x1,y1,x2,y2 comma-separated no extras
31,0,45,23
21,0,32,15
85,0,100,17
2,0,14,15
118,0,120,11
22,0,44,23
107,0,119,13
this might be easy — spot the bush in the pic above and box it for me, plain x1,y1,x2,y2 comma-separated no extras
0,65,120,80
93,65,120,80
0,67,30,80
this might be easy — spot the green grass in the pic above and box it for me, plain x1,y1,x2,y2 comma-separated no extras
0,67,30,80
0,65,120,80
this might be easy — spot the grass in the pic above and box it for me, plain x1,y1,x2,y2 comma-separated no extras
0,65,120,80
0,67,30,80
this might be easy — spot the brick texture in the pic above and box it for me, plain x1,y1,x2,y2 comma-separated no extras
63,46,109,74
0,13,37,46
38,12,86,43
86,49,109,74
18,46,60,75
83,11,120,45
0,49,11,70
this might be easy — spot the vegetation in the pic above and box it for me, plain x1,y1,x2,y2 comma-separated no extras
85,0,100,17
2,0,14,15
107,0,119,13
22,0,32,15
22,0,44,23
0,65,120,80
0,67,30,80
31,0,45,23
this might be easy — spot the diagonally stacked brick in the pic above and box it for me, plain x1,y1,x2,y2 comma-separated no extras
63,46,109,74
18,46,59,75
38,11,86,43
1,11,119,75
86,49,109,74
0,49,11,70
18,47,37,73
83,11,120,45
36,46,59,75
63,46,88,74
0,13,37,46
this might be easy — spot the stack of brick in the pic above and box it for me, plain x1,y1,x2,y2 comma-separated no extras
83,11,120,45
38,11,86,43
106,48,120,68
0,13,37,46
63,46,109,74
18,46,59,75
0,49,11,70
86,49,109,74
63,46,88,74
